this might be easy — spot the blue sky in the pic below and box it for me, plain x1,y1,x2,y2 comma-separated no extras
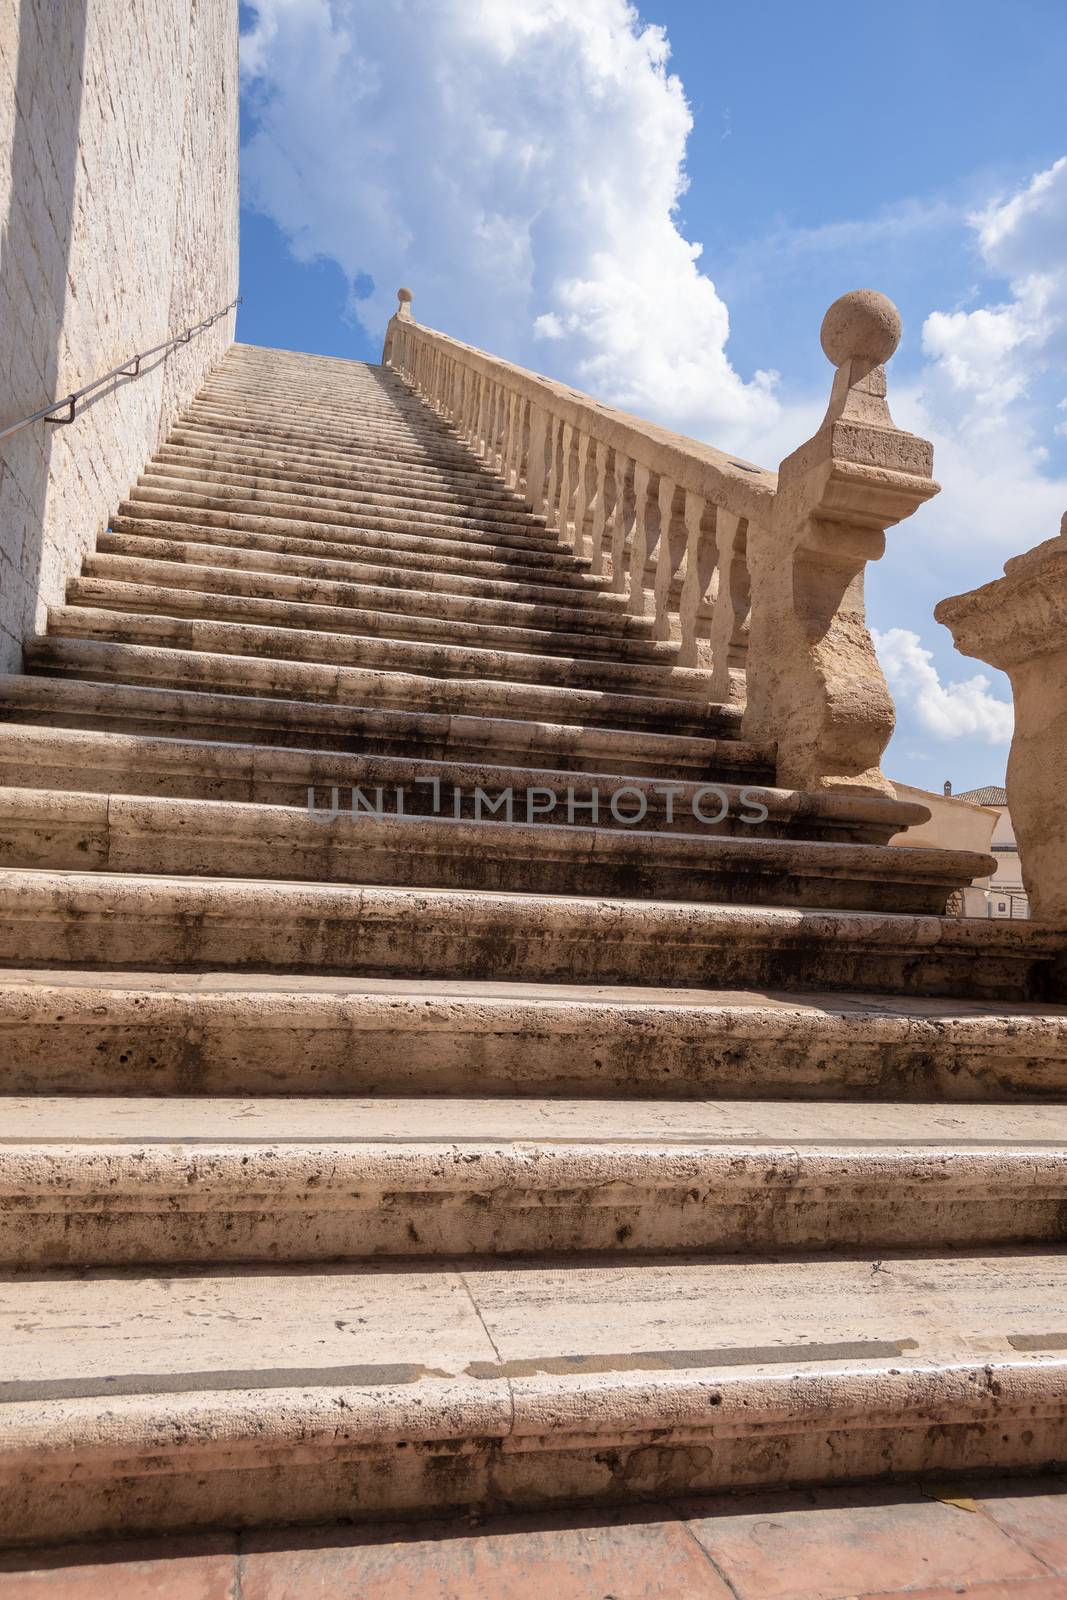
236,0,1067,794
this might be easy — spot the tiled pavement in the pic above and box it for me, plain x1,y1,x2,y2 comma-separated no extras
1,1478,1065,1598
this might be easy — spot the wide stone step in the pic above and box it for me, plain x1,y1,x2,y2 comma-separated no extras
2,970,1064,1100
126,482,564,553
167,422,527,501
69,564,672,664
106,513,620,597
5,1096,1067,1267
98,527,644,619
142,460,542,530
0,725,915,842
154,440,531,513
2,1250,1066,1543
0,870,1058,998
117,495,594,573
0,675,763,780
41,614,723,727
0,787,987,914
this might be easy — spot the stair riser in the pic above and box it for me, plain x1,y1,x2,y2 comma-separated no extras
6,1161,1066,1267
118,496,590,570
35,627,726,733
0,877,1056,998
0,796,972,914
106,515,616,594
67,574,672,665
97,530,642,617
4,991,1063,1101
2,1370,1064,1546
49,601,713,704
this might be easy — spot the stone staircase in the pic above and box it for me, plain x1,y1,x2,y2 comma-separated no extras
1,342,1066,1545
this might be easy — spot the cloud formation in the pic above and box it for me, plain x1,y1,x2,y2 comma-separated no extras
241,0,779,442
873,627,1013,744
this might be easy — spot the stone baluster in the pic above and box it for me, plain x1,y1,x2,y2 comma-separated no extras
936,512,1067,923
676,492,714,668
525,405,550,518
556,423,577,545
544,415,563,529
651,477,686,642
570,432,593,560
707,509,751,704
585,442,608,571
608,453,634,592
742,290,938,793
625,464,656,615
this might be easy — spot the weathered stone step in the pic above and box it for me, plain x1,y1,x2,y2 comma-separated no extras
0,870,1058,998
141,461,545,535
0,787,986,914
98,527,642,620
0,726,918,844
126,482,564,553
44,609,719,719
5,1096,1066,1268
2,1250,1066,1543
168,422,528,501
3,970,1064,1100
195,382,464,435
71,561,670,663
1,675,762,781
117,495,593,573
154,441,531,514
107,513,618,597
185,402,483,471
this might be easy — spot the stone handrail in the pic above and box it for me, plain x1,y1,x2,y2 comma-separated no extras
383,286,939,794
937,513,1067,922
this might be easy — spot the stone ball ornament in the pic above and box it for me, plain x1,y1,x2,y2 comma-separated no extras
820,289,902,368
397,287,413,304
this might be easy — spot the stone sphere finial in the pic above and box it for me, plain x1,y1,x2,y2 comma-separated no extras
820,289,901,368
397,287,413,305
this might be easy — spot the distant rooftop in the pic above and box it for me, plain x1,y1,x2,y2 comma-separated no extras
956,784,1008,807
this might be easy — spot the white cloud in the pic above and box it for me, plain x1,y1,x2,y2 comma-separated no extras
873,627,1013,744
240,0,779,442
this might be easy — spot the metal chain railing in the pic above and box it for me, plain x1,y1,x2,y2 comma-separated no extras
0,295,242,444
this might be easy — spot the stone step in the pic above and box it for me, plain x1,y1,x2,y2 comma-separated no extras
106,513,620,597
0,787,986,914
41,613,723,728
0,870,1058,998
126,482,564,554
194,384,468,438
5,1096,1067,1268
185,401,488,471
117,495,595,573
70,562,672,664
141,462,546,535
2,1250,1066,1543
2,970,1064,1100
168,420,520,500
0,675,764,780
154,440,532,513
0,725,915,842
98,527,643,619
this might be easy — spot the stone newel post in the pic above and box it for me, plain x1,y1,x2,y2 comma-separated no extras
381,287,414,366
936,515,1067,923
743,291,940,795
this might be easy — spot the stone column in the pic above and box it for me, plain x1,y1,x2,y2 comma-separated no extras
936,516,1067,923
743,291,940,795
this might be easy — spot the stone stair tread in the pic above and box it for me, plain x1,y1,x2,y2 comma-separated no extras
0,868,1058,999
0,722,918,841
2,1250,1066,1542
2,969,1064,1101
1,673,760,778
31,630,732,736
0,785,990,914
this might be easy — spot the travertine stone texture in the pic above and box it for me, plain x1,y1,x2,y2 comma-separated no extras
0,0,238,671
937,513,1067,924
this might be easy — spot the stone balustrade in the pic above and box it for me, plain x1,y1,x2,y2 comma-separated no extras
384,287,939,794
937,514,1067,923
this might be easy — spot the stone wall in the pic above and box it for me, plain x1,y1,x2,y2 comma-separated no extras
0,0,239,670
